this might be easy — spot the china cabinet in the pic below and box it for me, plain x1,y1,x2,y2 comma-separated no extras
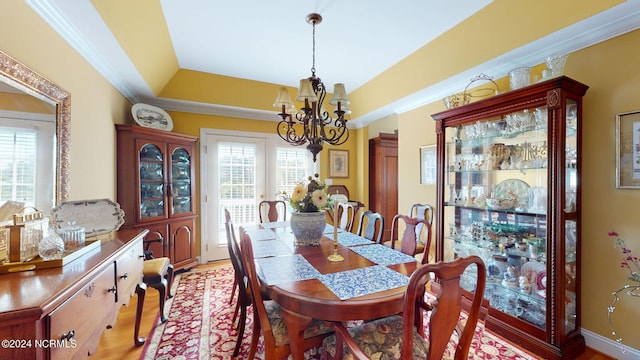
431,76,588,359
116,124,198,271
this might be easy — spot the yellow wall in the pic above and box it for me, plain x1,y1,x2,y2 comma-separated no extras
0,92,55,114
1,0,131,201
394,29,640,349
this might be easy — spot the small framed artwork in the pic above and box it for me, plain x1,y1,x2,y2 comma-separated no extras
616,110,640,188
420,145,436,185
329,149,349,178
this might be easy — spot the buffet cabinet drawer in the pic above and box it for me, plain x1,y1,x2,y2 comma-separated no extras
115,240,144,304
48,266,116,360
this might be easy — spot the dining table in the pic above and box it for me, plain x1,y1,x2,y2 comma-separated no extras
242,221,421,360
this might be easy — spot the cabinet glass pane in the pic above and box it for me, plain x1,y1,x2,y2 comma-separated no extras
171,147,192,215
444,108,549,329
140,144,164,219
565,220,578,333
566,100,578,211
564,99,579,334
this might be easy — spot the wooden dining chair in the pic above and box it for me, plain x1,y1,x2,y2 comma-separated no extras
225,209,251,358
409,203,434,225
259,200,287,223
356,210,384,244
238,227,334,360
226,209,238,306
321,255,487,360
337,202,358,232
385,214,432,264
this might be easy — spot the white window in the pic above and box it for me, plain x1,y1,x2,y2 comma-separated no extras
276,147,312,194
0,127,37,205
0,112,55,212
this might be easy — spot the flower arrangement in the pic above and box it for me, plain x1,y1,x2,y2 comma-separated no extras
607,231,640,346
280,174,332,213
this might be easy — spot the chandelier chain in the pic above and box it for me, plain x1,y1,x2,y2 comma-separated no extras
311,21,316,76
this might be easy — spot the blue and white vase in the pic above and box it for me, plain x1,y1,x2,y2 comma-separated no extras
290,211,326,246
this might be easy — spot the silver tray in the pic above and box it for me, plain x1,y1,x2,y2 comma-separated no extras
51,199,125,237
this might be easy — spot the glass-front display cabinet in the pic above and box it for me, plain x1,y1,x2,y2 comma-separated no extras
116,124,199,271
431,76,588,359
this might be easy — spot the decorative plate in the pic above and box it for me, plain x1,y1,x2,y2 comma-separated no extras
131,103,173,131
51,199,125,237
494,178,530,209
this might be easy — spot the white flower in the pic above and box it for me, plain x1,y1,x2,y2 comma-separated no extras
291,184,307,202
311,189,328,209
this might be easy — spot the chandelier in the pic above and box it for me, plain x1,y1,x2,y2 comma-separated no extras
273,13,350,162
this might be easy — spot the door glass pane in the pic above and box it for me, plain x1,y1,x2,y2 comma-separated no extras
218,143,257,235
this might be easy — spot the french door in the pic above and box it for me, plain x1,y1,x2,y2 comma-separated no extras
200,129,315,262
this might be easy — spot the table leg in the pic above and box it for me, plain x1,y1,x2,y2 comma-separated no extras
280,307,313,360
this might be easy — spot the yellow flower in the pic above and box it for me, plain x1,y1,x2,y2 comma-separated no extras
311,189,328,209
291,184,307,202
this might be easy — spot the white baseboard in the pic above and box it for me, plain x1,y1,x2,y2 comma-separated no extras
582,328,640,359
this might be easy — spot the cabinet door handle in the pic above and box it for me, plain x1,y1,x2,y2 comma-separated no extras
107,286,117,294
120,273,128,280
61,329,75,341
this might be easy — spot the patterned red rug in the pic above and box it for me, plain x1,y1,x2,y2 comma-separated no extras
141,265,540,360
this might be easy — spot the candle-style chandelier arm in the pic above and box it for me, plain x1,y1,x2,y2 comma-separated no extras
323,119,349,145
276,113,308,146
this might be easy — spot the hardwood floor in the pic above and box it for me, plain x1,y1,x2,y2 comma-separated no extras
93,263,613,360
92,288,159,360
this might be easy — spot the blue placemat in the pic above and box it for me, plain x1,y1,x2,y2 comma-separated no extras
336,231,374,247
252,239,293,258
323,224,345,234
319,265,410,300
261,221,289,228
349,244,418,266
243,227,278,241
255,254,321,285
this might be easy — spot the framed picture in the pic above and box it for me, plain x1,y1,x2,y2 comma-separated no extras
420,145,436,185
329,149,349,178
616,110,640,188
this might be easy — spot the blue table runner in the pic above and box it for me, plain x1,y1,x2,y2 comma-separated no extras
349,244,418,266
335,231,374,247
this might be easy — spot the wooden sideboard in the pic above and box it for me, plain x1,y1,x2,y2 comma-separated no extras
0,228,147,360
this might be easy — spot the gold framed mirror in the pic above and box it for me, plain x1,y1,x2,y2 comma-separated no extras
0,50,70,206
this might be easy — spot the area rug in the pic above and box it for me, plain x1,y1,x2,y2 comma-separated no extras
141,264,540,360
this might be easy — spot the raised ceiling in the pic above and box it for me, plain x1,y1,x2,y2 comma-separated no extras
26,0,640,127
